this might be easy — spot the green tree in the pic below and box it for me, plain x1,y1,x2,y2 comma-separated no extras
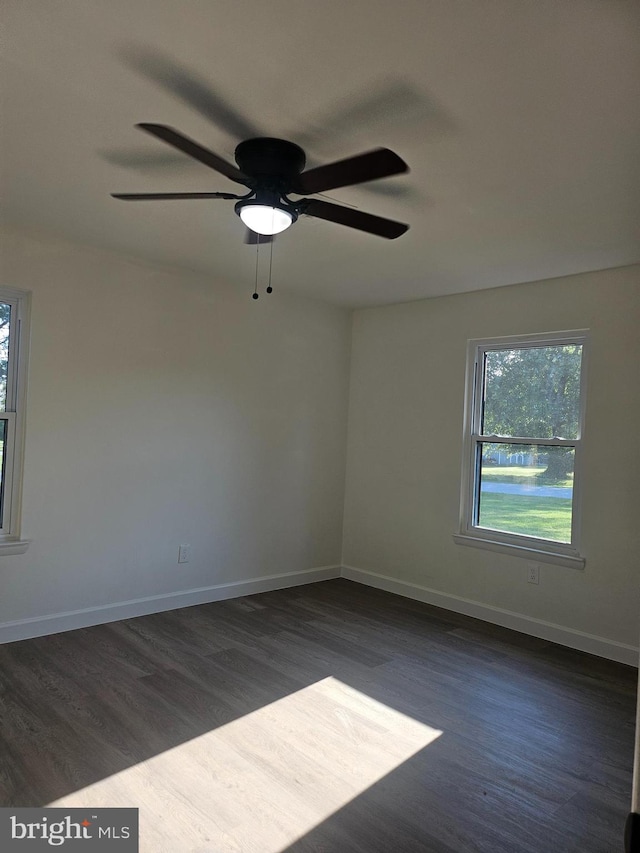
0,302,10,408
482,345,582,481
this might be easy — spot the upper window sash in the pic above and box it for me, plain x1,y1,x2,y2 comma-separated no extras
469,331,588,441
1,294,23,414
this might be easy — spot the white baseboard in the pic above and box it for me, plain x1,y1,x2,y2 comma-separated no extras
0,565,341,644
4,562,636,667
341,565,639,667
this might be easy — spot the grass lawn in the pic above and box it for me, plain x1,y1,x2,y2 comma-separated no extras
479,492,572,542
481,466,573,489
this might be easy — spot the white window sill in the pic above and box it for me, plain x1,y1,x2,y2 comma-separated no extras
0,538,30,556
452,532,585,569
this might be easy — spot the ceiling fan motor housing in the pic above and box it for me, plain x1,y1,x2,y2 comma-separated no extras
234,138,306,191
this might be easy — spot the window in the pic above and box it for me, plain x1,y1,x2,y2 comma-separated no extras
455,331,587,568
0,287,30,554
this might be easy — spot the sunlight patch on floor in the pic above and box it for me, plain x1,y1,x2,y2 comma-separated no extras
48,676,442,853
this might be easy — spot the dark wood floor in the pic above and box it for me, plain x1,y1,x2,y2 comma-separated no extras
0,579,635,852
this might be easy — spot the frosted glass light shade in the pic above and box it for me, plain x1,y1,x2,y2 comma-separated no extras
239,204,294,236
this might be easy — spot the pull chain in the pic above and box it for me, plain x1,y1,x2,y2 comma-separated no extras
252,238,260,300
266,237,274,294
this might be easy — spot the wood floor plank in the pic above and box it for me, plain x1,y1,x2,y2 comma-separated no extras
0,578,635,852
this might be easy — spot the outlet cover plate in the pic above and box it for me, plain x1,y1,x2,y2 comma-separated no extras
527,562,540,584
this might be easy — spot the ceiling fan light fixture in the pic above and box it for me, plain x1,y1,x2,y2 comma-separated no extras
235,196,297,236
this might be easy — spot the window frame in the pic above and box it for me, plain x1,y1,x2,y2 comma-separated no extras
0,287,31,554
454,330,588,569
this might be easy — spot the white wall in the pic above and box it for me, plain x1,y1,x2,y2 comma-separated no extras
0,228,351,635
2,227,638,661
342,265,640,657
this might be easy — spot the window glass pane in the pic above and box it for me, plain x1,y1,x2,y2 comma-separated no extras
477,443,574,543
0,419,6,527
482,344,582,439
0,303,10,411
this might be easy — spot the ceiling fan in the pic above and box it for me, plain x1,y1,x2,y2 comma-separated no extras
111,123,410,241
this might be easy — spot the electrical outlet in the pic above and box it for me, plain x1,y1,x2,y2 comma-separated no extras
178,544,191,564
527,563,540,584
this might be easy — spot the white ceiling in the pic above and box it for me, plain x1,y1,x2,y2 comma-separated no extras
2,0,639,307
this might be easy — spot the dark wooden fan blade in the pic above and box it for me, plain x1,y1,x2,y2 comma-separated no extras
244,229,273,244
292,148,408,195
111,192,241,200
300,198,408,239
122,48,263,140
293,81,457,151
136,124,248,184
